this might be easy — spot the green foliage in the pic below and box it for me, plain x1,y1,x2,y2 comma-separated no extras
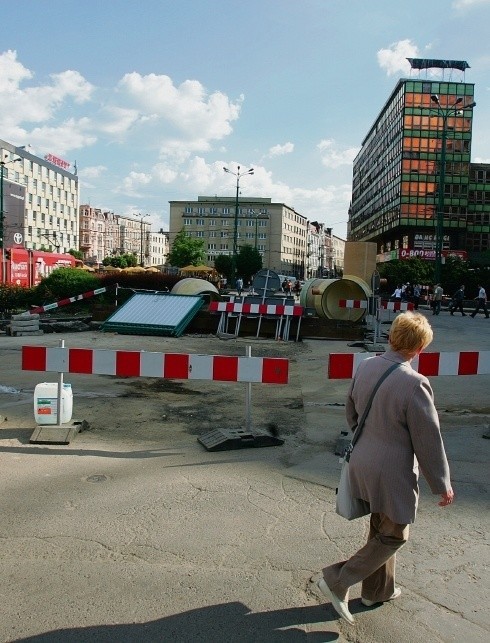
68,248,83,260
102,253,137,268
378,256,489,298
167,229,205,267
236,245,263,283
377,259,433,293
34,268,101,303
214,254,233,281
0,284,35,314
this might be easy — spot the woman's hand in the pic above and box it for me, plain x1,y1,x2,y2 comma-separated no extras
439,488,455,507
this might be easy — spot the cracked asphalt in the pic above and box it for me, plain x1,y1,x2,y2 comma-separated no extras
0,310,488,642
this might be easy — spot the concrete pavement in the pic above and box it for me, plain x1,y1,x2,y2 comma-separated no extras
0,309,488,642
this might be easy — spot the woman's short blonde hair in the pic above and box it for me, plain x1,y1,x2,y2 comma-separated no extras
389,311,433,355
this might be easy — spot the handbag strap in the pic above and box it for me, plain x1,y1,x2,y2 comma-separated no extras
349,361,401,452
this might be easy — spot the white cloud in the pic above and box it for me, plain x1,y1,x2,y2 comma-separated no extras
117,72,242,152
377,39,419,76
317,139,359,169
27,118,96,155
153,163,178,184
452,0,490,9
97,106,140,136
117,171,153,197
79,165,107,179
268,142,294,157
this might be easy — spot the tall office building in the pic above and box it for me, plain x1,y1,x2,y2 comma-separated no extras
348,59,488,261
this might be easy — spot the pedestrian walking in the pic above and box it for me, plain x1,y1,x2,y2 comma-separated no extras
470,285,489,318
315,312,453,625
294,279,301,299
391,285,402,301
449,285,466,316
412,284,421,310
432,283,443,315
236,277,243,296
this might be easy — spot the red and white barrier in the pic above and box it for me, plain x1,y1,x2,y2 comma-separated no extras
209,301,303,316
337,300,414,312
328,351,490,379
381,301,414,311
26,287,110,315
22,346,289,384
338,299,368,309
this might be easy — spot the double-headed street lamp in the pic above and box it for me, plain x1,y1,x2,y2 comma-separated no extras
0,155,22,250
137,213,150,266
428,94,476,284
223,165,254,281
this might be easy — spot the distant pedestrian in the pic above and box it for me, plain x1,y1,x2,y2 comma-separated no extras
391,285,402,301
412,284,421,310
314,312,453,625
432,284,443,315
236,277,243,296
294,279,301,298
449,285,466,316
470,285,489,319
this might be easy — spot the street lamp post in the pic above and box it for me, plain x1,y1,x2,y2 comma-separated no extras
138,213,149,266
223,165,254,283
0,155,22,250
429,94,476,283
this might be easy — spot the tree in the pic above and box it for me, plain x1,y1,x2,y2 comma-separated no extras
68,249,83,260
214,254,233,282
167,229,205,267
235,245,263,284
102,253,138,268
377,259,433,294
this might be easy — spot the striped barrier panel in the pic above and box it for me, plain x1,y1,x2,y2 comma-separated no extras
26,287,110,315
381,301,414,311
22,346,289,384
328,351,490,379
209,301,303,316
338,300,368,309
337,300,413,311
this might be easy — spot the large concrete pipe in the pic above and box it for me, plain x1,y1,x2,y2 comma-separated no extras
300,275,371,321
171,278,220,301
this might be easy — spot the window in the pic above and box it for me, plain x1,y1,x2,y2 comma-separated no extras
196,219,205,226
196,231,204,237
184,207,193,214
183,218,192,225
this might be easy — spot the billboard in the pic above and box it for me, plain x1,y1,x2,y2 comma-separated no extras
2,179,26,248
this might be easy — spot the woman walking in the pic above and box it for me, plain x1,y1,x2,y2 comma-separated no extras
317,312,454,625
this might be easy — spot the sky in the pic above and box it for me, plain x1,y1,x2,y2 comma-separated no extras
1,0,489,240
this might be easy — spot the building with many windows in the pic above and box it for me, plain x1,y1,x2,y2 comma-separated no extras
79,205,167,267
348,59,488,262
169,196,308,277
0,139,79,253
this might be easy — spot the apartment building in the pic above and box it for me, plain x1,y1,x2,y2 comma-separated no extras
0,139,79,253
169,196,308,277
347,59,488,261
79,206,168,266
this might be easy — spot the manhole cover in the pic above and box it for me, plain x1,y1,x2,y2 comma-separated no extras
86,474,109,483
